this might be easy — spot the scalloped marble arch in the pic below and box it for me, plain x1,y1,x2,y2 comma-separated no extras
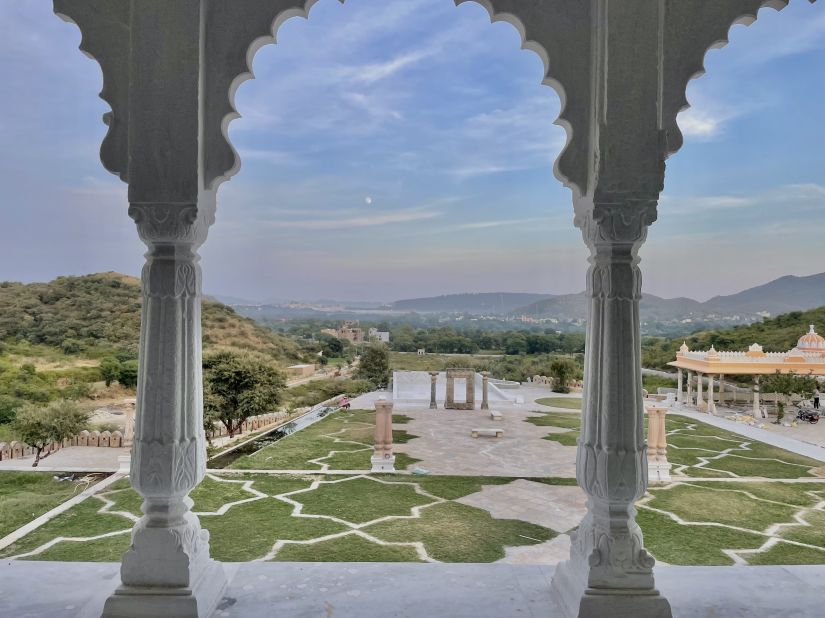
663,0,817,158
52,0,818,201
203,0,587,196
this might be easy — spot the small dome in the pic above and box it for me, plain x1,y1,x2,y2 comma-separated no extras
797,325,825,353
678,341,689,355
706,345,720,360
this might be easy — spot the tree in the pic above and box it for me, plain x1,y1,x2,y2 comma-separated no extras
549,358,578,394
356,344,390,388
12,400,89,467
203,351,285,438
100,357,122,387
762,371,817,423
0,395,22,425
118,360,139,389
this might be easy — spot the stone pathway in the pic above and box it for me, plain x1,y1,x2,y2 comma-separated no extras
456,480,586,533
674,408,825,462
0,446,131,472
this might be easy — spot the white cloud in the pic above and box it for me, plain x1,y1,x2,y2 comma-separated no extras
269,207,442,230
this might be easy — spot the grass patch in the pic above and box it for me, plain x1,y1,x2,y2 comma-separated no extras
526,411,581,429
229,410,375,470
777,508,825,548
393,415,413,424
689,482,824,508
637,507,766,566
0,472,93,539
375,475,516,500
202,498,347,561
0,498,131,559
393,429,418,444
293,477,434,524
544,431,580,446
272,533,423,562
744,542,825,565
366,501,555,562
535,397,582,410
647,484,798,531
27,532,130,562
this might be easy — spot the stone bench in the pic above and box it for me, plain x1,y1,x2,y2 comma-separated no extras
471,428,504,439
489,410,503,421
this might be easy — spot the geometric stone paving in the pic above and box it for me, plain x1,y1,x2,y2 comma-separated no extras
456,480,586,533
392,405,577,477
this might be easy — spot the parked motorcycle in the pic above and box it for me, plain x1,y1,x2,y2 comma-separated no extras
797,409,820,424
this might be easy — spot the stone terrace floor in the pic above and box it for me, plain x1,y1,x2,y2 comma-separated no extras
3,561,824,618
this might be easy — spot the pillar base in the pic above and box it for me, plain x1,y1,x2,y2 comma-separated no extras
102,559,226,618
371,455,396,473
551,559,672,618
647,460,672,484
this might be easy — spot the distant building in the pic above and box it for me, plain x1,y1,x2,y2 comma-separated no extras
369,328,390,343
286,364,315,379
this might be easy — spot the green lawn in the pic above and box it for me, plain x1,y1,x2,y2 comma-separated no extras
526,411,823,480
2,471,823,566
535,397,582,410
227,409,421,471
0,473,558,564
0,472,100,539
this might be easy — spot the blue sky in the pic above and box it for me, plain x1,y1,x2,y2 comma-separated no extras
0,0,823,303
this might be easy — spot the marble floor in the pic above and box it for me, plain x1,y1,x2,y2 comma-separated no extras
3,561,825,618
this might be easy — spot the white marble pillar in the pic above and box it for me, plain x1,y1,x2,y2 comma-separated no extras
696,373,704,410
104,200,225,617
676,370,683,404
718,374,725,407
687,371,694,405
707,375,716,415
429,371,438,410
551,200,670,617
481,371,490,410
753,375,763,419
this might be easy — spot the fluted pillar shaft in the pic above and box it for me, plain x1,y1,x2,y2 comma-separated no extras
696,373,704,408
552,200,669,616
481,371,490,410
104,200,226,617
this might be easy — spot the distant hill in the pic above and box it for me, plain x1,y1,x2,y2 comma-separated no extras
704,273,825,316
388,293,553,314
642,305,825,370
515,273,825,325
0,273,305,364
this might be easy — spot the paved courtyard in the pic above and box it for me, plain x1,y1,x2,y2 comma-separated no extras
391,403,578,477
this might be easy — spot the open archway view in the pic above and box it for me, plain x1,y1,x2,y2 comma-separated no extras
0,1,823,617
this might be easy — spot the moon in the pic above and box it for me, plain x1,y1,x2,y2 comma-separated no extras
365,196,373,206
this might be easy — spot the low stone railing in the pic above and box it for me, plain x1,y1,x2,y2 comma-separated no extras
0,401,345,463
204,411,286,441
0,429,126,462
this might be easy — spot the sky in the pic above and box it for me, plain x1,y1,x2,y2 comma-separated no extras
0,0,823,303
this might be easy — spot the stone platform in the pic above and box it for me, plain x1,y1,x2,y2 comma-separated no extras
2,561,825,618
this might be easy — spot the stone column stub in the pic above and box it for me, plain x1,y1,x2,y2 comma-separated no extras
371,398,396,473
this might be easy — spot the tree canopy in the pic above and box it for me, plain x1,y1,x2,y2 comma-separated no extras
203,351,285,438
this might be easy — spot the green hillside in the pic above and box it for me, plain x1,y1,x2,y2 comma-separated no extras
643,307,825,370
0,273,305,364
